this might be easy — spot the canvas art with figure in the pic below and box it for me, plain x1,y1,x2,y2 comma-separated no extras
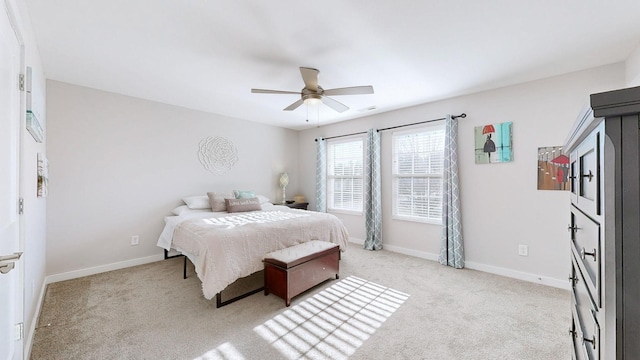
474,122,513,164
537,146,569,190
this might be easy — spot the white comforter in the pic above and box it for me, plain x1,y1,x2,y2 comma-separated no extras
157,205,349,299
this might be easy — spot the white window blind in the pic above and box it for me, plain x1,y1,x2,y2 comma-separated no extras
327,137,364,212
392,125,445,223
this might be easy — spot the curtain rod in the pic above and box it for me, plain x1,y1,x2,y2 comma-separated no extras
314,113,466,142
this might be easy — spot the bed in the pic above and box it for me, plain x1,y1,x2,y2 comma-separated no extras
157,202,349,302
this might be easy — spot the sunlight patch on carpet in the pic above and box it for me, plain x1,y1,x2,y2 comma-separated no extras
193,342,245,360
254,276,409,359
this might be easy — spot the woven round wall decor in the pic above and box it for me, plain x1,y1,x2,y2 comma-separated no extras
198,136,239,175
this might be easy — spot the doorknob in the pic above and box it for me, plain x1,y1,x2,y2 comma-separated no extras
0,252,22,274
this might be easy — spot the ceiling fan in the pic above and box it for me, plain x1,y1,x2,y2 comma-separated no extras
251,67,374,113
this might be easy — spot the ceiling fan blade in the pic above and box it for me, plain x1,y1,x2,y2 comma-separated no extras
283,98,305,111
251,89,300,95
323,85,374,96
300,67,319,92
322,96,349,113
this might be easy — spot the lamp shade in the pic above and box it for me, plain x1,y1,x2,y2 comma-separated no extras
279,173,289,188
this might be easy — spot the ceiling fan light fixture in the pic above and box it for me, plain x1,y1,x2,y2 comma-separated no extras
303,95,322,106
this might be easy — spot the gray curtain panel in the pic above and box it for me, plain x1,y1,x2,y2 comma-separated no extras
315,137,327,213
439,115,464,268
364,129,382,250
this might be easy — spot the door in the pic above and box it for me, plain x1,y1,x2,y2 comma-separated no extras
0,1,23,359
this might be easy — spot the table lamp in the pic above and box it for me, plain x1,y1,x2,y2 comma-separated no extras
279,172,289,204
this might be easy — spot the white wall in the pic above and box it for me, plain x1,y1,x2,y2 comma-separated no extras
45,81,299,277
298,64,625,287
625,44,640,87
9,0,47,356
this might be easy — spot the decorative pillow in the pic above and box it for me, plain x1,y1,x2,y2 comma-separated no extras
233,190,256,199
171,205,210,216
225,197,261,213
182,195,211,209
207,191,234,212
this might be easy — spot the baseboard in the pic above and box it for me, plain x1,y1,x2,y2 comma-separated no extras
353,240,569,291
46,254,164,284
43,241,570,290
380,243,440,262
464,261,570,290
24,279,47,360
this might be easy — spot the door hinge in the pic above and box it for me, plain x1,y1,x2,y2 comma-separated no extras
19,74,25,91
18,198,24,215
13,323,23,341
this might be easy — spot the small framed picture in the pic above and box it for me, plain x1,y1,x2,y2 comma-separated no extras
474,122,513,164
37,153,48,197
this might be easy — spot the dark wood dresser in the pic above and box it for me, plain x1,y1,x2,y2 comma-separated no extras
564,86,640,360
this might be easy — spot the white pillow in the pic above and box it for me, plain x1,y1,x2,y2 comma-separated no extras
171,205,211,216
182,195,211,209
256,195,271,204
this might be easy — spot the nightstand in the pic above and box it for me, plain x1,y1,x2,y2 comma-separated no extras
283,202,308,210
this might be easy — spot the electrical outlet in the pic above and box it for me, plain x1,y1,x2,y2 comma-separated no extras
131,235,139,246
518,244,528,256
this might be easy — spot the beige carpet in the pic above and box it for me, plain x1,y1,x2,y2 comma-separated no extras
30,243,570,359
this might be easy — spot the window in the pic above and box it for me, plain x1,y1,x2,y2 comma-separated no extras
392,125,445,223
327,137,364,213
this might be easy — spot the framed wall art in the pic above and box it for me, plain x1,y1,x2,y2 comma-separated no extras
37,152,48,197
537,146,569,190
474,122,513,164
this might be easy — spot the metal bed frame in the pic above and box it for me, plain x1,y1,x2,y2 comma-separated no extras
164,249,263,307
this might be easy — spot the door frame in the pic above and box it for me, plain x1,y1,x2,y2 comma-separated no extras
2,0,25,358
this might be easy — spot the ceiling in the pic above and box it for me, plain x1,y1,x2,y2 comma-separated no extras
24,0,640,131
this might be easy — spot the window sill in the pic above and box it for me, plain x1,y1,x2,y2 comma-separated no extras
391,215,442,225
328,209,363,216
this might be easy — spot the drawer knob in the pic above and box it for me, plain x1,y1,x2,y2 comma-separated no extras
568,275,579,286
567,225,581,232
581,247,597,261
583,335,596,349
581,170,594,182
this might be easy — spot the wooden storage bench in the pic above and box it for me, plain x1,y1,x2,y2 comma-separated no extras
263,240,340,307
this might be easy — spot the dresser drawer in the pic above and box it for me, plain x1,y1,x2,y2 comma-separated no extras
571,309,589,360
569,124,602,218
571,256,601,360
571,305,600,360
570,207,601,306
